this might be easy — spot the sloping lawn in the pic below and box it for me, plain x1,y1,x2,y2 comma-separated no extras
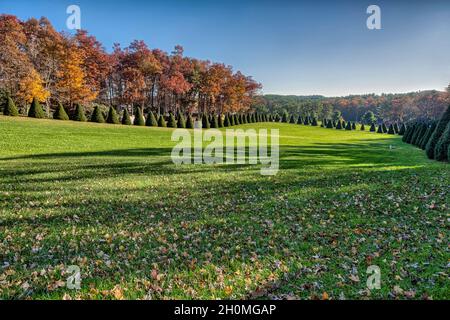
0,116,448,299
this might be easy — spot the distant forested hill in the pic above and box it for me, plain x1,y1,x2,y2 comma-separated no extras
253,90,449,123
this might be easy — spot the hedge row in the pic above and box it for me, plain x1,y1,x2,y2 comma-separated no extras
402,105,450,162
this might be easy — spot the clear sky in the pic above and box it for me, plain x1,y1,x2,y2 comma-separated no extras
1,0,450,96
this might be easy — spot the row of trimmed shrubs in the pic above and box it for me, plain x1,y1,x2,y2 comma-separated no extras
1,96,275,128
402,105,450,162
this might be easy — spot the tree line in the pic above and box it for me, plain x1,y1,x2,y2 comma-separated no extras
254,90,450,124
0,15,261,118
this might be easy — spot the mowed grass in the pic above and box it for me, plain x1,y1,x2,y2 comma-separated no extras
0,116,448,300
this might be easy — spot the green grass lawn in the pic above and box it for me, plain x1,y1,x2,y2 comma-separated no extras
0,116,448,300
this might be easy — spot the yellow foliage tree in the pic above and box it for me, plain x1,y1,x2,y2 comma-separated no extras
56,46,97,108
17,69,50,104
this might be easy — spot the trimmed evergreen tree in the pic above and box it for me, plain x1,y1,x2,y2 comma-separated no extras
282,112,289,123
28,97,46,118
377,125,383,133
360,123,365,131
231,113,236,126
53,103,69,120
133,107,145,126
412,123,427,146
434,121,450,161
90,106,105,123
176,112,186,128
145,111,157,126
246,114,251,123
273,114,280,122
158,114,167,127
382,123,388,133
210,114,218,128
336,121,343,129
370,123,376,132
3,95,18,116
304,116,310,125
224,114,230,127
352,122,356,130
122,109,132,125
312,117,318,126
426,105,450,159
202,113,210,129
297,115,303,125
234,114,240,125
72,104,87,122
326,120,333,128
106,106,120,124
404,123,416,143
167,113,177,128
341,120,346,129
345,121,352,130
398,123,406,135
289,115,296,124
185,114,194,129
218,114,224,127
393,123,399,134
387,124,395,134
420,122,436,150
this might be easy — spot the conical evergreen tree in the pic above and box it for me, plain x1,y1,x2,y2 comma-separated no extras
382,123,388,133
434,121,450,161
304,116,310,125
3,95,18,116
411,123,427,146
282,112,289,123
177,112,186,128
377,124,383,133
158,114,167,127
202,113,210,129
360,123,365,131
121,109,132,125
210,114,218,128
224,114,230,127
426,105,450,159
234,114,240,125
370,123,376,132
274,114,280,122
393,123,400,134
145,111,157,126
106,106,120,124
326,119,333,128
246,114,251,123
72,104,87,122
185,114,194,129
345,121,352,130
387,124,395,134
28,97,45,118
90,106,105,123
230,114,235,126
420,122,436,150
289,115,296,124
312,117,318,126
352,122,356,130
133,107,145,126
53,103,69,120
218,114,224,127
403,123,416,143
167,113,177,128
398,123,406,135
336,121,343,129
297,115,303,125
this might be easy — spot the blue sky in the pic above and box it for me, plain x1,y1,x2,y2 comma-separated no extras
2,0,450,96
